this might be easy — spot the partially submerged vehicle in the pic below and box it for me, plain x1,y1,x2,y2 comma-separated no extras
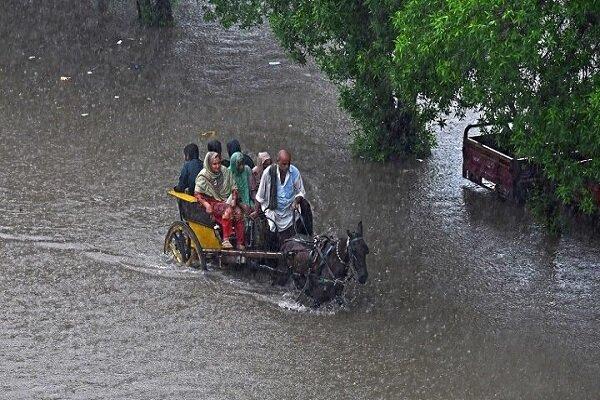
463,123,600,208
163,190,369,306
462,123,537,202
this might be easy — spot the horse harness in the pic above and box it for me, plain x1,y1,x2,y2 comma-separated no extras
285,235,358,286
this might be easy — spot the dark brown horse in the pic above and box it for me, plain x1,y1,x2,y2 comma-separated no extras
279,221,369,307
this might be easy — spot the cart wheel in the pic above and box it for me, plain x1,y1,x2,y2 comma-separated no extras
164,221,206,269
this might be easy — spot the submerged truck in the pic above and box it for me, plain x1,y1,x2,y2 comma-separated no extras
462,123,537,202
463,123,600,207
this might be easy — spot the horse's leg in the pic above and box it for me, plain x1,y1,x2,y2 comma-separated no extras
296,274,318,308
334,284,346,305
293,275,306,290
271,257,290,286
275,247,310,287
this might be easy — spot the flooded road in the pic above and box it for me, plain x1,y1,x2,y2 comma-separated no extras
1,1,599,398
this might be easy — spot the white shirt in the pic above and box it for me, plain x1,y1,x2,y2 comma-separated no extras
255,164,306,232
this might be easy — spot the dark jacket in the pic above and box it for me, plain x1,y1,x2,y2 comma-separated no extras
221,155,252,169
175,159,203,194
226,139,255,169
241,153,255,169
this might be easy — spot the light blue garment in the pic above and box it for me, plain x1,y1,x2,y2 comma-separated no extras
255,164,306,232
276,165,300,211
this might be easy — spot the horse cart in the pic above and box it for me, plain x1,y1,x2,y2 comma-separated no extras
163,190,369,306
164,189,284,269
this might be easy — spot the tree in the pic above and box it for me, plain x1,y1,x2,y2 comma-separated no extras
394,0,600,211
136,0,175,26
203,0,435,160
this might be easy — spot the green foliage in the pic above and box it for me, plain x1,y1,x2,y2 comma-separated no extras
203,0,435,160
527,187,565,235
394,0,600,212
137,0,176,27
137,0,154,25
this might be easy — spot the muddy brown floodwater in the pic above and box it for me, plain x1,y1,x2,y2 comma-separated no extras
1,1,599,399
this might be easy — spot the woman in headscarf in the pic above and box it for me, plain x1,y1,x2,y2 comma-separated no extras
226,139,255,169
250,152,272,214
229,152,253,214
248,152,272,249
194,151,245,249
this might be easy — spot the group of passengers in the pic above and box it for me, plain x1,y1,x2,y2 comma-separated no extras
175,139,312,250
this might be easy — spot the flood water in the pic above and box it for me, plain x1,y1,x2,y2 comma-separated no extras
1,1,599,399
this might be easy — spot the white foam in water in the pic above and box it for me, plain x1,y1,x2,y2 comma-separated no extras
276,292,339,315
83,250,210,280
277,299,310,313
36,241,92,251
0,232,58,242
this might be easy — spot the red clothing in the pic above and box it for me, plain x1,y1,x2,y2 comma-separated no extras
195,194,245,245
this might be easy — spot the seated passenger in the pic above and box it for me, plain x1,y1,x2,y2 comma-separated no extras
175,143,203,194
229,151,253,215
250,152,272,216
248,152,272,249
194,151,245,249
207,139,229,167
226,139,255,169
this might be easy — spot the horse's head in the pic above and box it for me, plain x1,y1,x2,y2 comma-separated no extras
346,221,369,284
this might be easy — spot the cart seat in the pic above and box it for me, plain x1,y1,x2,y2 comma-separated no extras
168,190,213,227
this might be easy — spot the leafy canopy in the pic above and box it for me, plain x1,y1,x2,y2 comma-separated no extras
394,0,600,210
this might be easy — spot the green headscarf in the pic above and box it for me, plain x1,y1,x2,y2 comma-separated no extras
195,151,235,201
229,151,252,206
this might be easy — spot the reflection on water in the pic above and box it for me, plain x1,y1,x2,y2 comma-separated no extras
1,1,599,398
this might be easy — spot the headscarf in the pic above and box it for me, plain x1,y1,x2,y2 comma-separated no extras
183,143,199,160
195,151,234,201
227,139,241,158
252,152,271,177
207,139,222,155
229,151,252,206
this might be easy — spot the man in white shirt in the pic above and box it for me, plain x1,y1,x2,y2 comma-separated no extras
255,149,313,246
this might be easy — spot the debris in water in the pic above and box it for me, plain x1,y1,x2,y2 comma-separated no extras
60,76,71,81
268,61,281,66
117,40,123,45
81,113,89,117
28,56,36,60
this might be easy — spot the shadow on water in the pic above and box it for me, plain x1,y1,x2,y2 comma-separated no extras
0,1,599,399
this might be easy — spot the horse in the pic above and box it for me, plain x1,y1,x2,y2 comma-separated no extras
278,221,369,307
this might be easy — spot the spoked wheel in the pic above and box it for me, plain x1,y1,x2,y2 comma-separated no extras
164,221,206,269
